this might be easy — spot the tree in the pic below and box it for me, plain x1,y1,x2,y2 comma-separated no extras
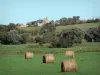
7,23,16,31
94,18,100,22
67,18,73,25
7,30,23,44
59,28,83,47
0,31,8,44
51,28,83,48
40,23,56,34
84,27,100,42
76,16,80,20
49,20,55,25
39,23,56,43
73,16,77,24
60,17,68,25
72,16,80,24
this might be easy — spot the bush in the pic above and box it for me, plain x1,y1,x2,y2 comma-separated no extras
21,33,34,43
39,23,56,43
84,27,100,42
0,31,8,44
34,35,43,44
51,28,83,48
39,23,56,34
7,30,23,44
42,43,52,48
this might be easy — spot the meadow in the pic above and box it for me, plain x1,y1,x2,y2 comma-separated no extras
0,42,100,53
0,42,100,75
0,52,100,75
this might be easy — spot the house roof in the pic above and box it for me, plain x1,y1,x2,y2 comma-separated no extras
36,20,43,23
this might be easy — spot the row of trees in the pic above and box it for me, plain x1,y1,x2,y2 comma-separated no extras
59,16,80,25
26,16,100,26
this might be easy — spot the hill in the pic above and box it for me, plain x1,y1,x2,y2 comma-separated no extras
19,23,100,32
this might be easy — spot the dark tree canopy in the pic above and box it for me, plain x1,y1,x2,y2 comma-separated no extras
84,27,100,42
51,28,83,48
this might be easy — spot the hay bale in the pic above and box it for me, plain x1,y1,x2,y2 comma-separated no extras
25,52,33,59
43,54,55,64
61,59,77,72
66,51,75,57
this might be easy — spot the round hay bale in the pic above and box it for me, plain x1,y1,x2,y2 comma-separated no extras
61,59,77,72
43,54,55,64
25,52,34,59
66,51,75,57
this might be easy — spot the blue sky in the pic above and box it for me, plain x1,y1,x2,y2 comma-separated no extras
0,0,100,24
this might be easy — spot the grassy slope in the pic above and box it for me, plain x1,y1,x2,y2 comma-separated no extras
19,23,100,32
0,52,100,75
56,22,100,32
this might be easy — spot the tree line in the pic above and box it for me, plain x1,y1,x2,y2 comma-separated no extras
27,16,100,26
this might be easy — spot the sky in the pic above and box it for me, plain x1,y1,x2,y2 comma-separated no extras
0,0,100,24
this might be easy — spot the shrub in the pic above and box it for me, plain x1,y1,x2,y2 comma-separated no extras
51,28,83,48
7,29,23,44
84,27,100,42
39,23,56,43
21,33,34,43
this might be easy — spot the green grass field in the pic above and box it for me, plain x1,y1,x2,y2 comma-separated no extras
0,52,100,75
56,23,100,32
0,42,100,53
0,42,100,75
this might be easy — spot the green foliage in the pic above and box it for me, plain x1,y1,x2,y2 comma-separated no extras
98,25,100,30
31,28,39,36
39,23,56,43
7,23,17,31
42,43,52,48
86,18,100,23
7,30,23,44
0,31,8,44
51,28,83,48
59,16,80,25
60,17,68,25
40,23,56,34
42,32,55,43
50,34,60,47
34,35,43,44
84,27,100,42
21,33,32,43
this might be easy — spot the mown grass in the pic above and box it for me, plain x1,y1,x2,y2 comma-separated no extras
0,52,100,75
0,42,100,53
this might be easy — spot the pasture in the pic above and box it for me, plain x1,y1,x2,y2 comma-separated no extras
0,52,100,75
0,42,100,53
0,42,100,75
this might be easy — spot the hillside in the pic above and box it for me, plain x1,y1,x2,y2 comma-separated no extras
19,23,100,32
56,22,100,32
